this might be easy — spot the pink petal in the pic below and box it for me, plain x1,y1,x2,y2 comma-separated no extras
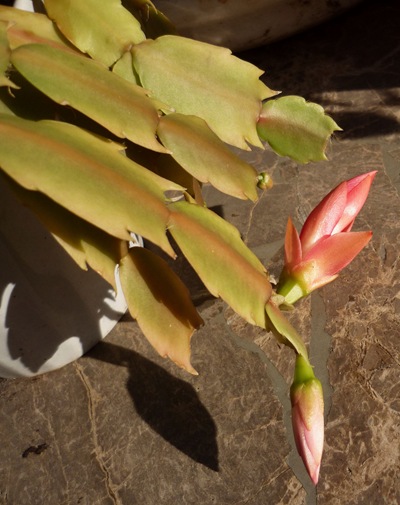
291,383,324,485
292,407,321,484
300,182,348,254
332,171,377,234
304,231,372,280
284,217,302,269
346,170,377,193
303,426,323,485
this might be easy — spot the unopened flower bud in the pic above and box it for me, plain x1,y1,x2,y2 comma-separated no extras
290,355,324,485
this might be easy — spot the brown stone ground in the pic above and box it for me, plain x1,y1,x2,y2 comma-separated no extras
1,1,399,503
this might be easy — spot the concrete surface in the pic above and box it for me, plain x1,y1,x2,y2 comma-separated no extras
1,0,399,503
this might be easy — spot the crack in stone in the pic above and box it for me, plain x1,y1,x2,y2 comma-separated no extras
232,465,291,505
242,191,264,245
378,344,400,368
31,385,70,498
310,292,334,421
221,313,317,501
74,362,121,505
223,291,334,501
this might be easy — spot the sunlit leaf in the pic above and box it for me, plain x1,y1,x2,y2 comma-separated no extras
0,21,16,88
44,0,145,66
6,23,79,54
157,113,259,201
112,50,140,85
265,300,308,359
0,115,182,256
132,35,277,150
257,96,341,163
0,5,71,50
168,201,272,327
2,173,126,290
11,43,167,153
119,247,203,374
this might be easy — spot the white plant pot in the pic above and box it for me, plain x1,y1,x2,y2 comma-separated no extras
0,178,134,378
15,0,364,51
153,0,364,50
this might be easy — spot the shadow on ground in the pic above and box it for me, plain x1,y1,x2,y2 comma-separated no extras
89,340,219,472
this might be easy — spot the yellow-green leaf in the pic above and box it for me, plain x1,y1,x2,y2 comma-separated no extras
112,50,140,85
11,43,167,153
6,23,79,54
0,5,71,50
44,0,145,66
0,21,16,88
119,247,203,374
132,35,277,150
265,300,308,359
0,115,181,256
157,113,259,201
168,201,272,327
2,173,126,290
257,95,342,163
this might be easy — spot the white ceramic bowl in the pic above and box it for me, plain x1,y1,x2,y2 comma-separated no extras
0,177,132,378
154,0,364,50
15,0,364,51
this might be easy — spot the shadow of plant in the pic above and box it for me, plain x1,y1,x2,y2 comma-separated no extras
240,0,400,139
89,340,219,472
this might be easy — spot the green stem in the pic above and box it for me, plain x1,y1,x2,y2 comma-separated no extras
293,354,316,386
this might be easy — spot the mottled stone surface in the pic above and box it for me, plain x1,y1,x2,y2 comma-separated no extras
1,1,399,504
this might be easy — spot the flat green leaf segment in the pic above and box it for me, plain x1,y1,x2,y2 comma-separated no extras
168,201,272,327
132,35,277,150
119,247,203,375
0,3,342,376
2,174,125,290
11,43,167,153
257,96,342,163
0,115,182,256
157,114,259,201
0,21,15,88
0,5,71,50
265,300,308,360
112,50,140,85
44,0,145,67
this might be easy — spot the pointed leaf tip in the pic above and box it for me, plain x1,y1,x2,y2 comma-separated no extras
168,201,272,328
157,113,259,201
44,0,145,66
132,35,277,150
257,95,341,163
11,43,167,153
119,247,203,375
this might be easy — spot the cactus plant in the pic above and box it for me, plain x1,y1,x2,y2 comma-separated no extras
0,0,369,483
0,0,340,372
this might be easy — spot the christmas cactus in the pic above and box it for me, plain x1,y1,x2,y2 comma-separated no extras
0,0,374,484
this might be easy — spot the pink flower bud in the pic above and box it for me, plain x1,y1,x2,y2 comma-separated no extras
291,355,324,485
278,171,376,303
